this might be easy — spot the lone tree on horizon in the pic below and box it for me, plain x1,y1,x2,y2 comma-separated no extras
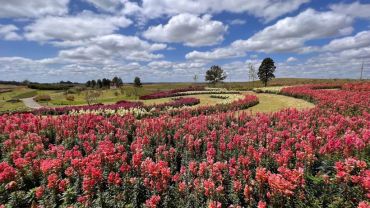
133,77,142,87
258,58,276,87
205,65,227,84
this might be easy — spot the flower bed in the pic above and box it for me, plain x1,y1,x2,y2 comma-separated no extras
281,83,370,115
0,83,369,207
139,86,204,100
69,95,257,118
34,100,144,115
342,82,370,92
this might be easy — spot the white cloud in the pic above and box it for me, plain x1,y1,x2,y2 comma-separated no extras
232,9,353,52
323,30,370,52
230,19,246,25
286,57,298,62
186,9,354,61
131,0,309,22
330,1,370,19
0,24,22,40
84,0,121,12
186,47,245,61
58,34,166,62
143,14,227,47
0,0,69,18
25,11,132,45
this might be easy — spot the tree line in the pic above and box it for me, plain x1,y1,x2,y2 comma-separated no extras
86,76,142,88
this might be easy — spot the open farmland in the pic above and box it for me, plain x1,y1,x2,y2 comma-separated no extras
0,82,369,208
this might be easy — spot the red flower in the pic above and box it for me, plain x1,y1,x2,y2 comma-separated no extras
258,201,267,208
47,173,59,189
208,201,222,208
35,186,44,199
145,195,161,208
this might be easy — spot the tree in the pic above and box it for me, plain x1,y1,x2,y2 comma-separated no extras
205,65,227,84
86,80,91,87
248,62,257,88
91,80,97,88
133,77,142,87
193,74,198,83
112,76,123,87
97,79,103,88
116,77,123,87
102,78,111,88
258,58,276,87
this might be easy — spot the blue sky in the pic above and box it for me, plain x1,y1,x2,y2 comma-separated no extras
0,0,369,83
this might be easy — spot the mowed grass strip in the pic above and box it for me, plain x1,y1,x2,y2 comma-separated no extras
240,92,314,114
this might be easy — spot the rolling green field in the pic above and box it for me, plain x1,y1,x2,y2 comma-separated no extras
0,78,363,113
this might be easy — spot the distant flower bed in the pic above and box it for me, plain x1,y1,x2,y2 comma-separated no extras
64,97,200,118
68,95,258,118
342,82,370,92
176,90,240,96
139,86,204,100
34,100,143,115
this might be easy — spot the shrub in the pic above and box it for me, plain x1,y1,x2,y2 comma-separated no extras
34,94,51,102
6,99,20,103
65,95,75,101
210,95,229,99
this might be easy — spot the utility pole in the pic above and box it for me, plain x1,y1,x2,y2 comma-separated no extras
360,59,364,80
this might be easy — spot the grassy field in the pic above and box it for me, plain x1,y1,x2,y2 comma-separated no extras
0,86,33,112
0,78,362,112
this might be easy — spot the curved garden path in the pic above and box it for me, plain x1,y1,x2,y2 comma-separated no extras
20,97,43,109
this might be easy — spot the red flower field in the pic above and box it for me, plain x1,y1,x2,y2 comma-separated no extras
0,83,369,207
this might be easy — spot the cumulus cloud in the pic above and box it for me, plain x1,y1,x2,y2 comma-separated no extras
286,57,298,62
25,11,132,45
0,24,22,40
187,9,354,61
329,1,370,19
186,47,245,61
58,34,166,62
0,0,69,18
323,30,370,52
229,19,246,25
128,0,308,22
84,0,121,12
143,14,227,47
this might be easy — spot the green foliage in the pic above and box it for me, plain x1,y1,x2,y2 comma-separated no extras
258,58,276,87
205,65,227,84
134,77,142,88
28,83,75,90
65,95,75,101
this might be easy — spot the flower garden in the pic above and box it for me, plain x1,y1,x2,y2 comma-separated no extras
0,83,369,207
